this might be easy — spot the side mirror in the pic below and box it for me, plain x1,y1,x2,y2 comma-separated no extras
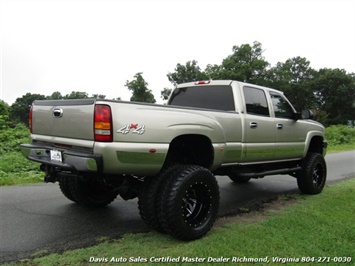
301,109,313,119
292,112,302,120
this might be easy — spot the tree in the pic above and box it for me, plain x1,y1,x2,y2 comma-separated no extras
312,68,355,125
207,41,269,84
63,91,89,99
47,91,63,100
205,64,223,80
125,73,156,103
266,56,316,111
11,93,46,126
161,88,172,101
92,94,106,99
167,60,208,86
0,100,11,129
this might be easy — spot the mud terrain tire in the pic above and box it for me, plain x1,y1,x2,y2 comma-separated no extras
138,165,180,232
69,176,118,208
297,153,327,194
58,176,76,202
158,165,220,240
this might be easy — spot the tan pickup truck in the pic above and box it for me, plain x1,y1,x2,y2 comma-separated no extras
21,80,327,240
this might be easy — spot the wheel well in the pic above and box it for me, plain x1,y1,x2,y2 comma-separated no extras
308,136,324,154
165,135,214,168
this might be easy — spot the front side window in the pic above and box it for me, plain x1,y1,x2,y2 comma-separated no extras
243,87,270,116
270,93,294,118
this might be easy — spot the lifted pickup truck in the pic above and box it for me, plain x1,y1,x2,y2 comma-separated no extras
21,80,327,240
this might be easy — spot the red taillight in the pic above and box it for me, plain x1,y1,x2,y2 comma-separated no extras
29,105,33,133
195,80,211,85
94,104,113,142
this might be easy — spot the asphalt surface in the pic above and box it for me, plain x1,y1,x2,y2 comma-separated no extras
1,151,354,263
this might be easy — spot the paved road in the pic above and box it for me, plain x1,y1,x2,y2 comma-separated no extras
1,151,354,263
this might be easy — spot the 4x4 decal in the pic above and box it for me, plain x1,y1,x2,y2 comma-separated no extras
117,124,145,135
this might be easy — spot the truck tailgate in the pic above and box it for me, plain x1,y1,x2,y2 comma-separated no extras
32,99,95,140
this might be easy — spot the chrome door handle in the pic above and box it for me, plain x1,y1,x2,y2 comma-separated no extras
277,123,283,129
250,122,258,128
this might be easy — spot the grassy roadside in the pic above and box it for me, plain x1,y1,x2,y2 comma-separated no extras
327,143,355,153
0,125,43,186
0,152,42,186
4,178,354,266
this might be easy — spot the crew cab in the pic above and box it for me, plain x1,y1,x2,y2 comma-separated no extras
21,80,327,240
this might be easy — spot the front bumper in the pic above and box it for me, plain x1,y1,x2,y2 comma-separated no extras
20,144,103,172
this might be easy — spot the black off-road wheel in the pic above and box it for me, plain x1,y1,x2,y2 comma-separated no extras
229,175,251,184
69,176,119,208
58,176,76,202
158,165,220,241
297,153,327,194
138,165,180,232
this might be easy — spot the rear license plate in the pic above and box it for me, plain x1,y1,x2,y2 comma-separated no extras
50,150,62,162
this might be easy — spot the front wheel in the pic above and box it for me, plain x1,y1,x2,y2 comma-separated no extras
297,153,327,194
158,165,220,240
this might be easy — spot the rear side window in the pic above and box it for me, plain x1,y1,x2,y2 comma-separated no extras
168,85,235,111
243,87,270,116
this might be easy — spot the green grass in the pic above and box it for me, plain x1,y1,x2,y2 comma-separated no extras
0,152,42,186
5,178,354,266
327,143,355,153
0,125,43,186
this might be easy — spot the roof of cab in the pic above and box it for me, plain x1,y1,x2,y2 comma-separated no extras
176,80,284,95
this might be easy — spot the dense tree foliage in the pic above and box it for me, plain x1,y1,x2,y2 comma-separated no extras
163,42,354,126
207,41,269,84
62,91,89,99
167,60,208,86
265,57,317,111
125,72,156,103
312,69,355,125
47,91,63,100
0,100,11,129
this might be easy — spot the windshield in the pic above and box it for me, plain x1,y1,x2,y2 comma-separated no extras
168,85,235,111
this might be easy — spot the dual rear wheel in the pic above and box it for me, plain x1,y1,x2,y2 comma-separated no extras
138,165,220,240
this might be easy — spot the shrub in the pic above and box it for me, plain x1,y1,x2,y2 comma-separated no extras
325,125,355,146
0,124,30,155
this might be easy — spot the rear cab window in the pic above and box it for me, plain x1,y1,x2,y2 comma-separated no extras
168,85,235,111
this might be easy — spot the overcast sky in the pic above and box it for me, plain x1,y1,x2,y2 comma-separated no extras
1,0,354,105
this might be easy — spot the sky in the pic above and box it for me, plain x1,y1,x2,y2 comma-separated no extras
1,0,355,105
